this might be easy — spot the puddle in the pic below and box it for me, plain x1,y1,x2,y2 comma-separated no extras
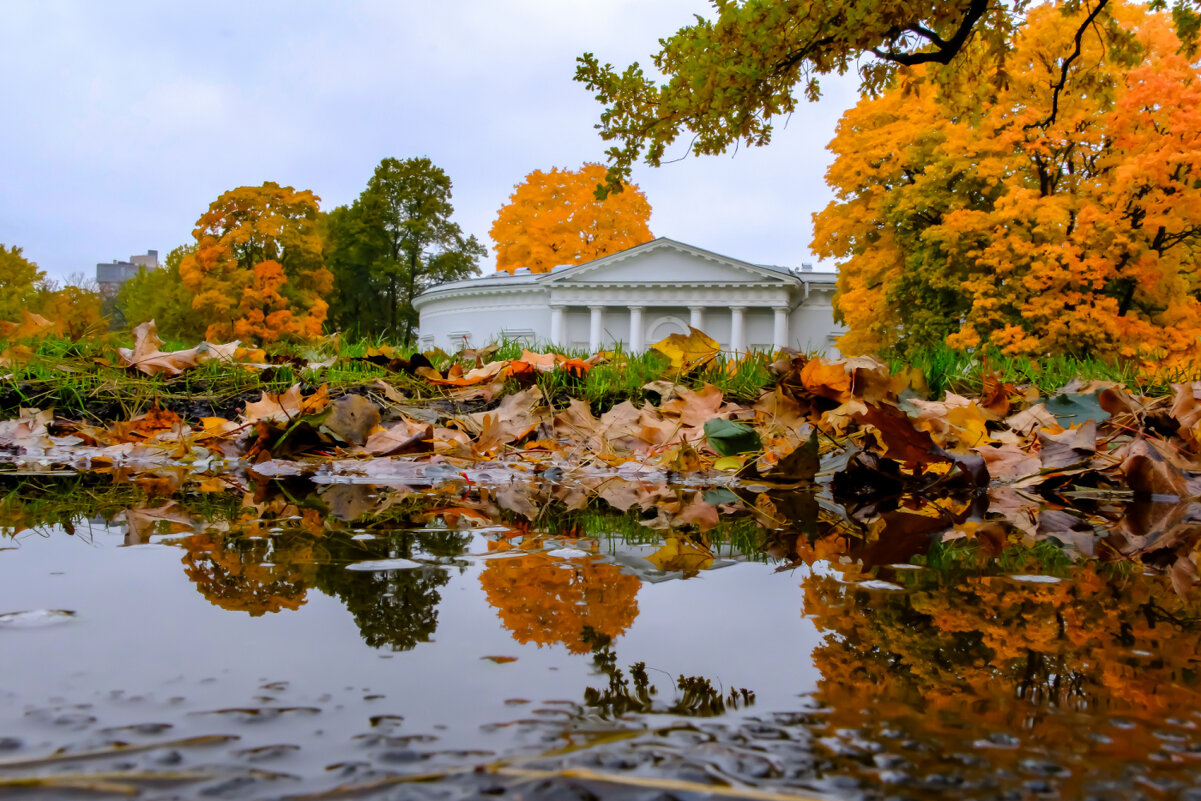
1,472,1201,799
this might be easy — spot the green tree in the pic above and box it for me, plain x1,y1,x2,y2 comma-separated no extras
116,245,207,342
326,157,485,342
323,204,387,337
0,245,46,322
575,0,1201,194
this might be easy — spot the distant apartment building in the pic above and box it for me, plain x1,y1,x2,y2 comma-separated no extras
96,250,159,297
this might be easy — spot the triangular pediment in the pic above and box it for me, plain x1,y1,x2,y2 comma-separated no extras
541,238,798,285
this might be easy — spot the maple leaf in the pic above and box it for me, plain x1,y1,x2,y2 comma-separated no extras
242,384,330,423
650,327,720,371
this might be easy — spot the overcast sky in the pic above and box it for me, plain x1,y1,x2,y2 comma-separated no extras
0,1,859,284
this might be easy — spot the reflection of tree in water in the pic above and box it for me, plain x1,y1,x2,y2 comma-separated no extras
181,531,319,616
579,629,754,719
176,506,473,652
314,529,471,651
802,546,1201,794
480,553,641,653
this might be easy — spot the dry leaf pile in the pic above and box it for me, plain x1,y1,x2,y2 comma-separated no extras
4,318,1201,587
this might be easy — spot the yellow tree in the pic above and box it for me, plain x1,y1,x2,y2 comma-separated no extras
814,1,1201,360
0,245,45,322
179,183,333,343
31,279,105,340
490,164,653,274
576,1,1201,196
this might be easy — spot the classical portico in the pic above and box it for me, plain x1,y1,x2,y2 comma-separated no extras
413,238,843,355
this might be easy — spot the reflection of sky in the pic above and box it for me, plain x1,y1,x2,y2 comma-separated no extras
0,524,821,783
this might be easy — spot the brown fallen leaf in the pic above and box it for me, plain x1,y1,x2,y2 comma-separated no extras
1171,382,1201,450
974,443,1041,481
1118,436,1190,498
851,402,949,466
493,483,540,520
464,386,548,453
320,484,378,521
1038,420,1097,470
243,384,330,423
312,394,380,446
365,421,434,457
1006,402,1059,436
672,493,719,531
659,383,725,428
368,378,406,404
116,320,241,377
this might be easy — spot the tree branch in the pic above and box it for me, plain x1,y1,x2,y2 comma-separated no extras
869,0,992,66
1025,0,1110,130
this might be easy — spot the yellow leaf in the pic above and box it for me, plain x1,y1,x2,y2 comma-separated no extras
650,326,720,370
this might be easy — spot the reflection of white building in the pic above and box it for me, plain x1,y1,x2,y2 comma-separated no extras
413,238,843,354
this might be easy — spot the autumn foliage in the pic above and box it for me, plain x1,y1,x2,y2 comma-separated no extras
816,1,1201,361
179,183,333,343
480,549,641,653
490,164,653,274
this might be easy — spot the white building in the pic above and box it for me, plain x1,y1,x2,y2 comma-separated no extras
413,237,843,353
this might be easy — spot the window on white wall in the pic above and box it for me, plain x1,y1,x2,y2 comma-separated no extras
450,331,471,350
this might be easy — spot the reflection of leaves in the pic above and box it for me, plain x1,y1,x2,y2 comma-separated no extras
645,537,713,574
180,531,318,616
803,552,1201,793
480,554,640,653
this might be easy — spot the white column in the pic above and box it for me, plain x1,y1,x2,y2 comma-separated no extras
550,305,565,345
628,305,644,352
773,306,789,350
729,306,746,354
589,306,603,353
689,305,705,332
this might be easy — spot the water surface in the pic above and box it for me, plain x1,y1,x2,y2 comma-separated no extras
1,473,1200,800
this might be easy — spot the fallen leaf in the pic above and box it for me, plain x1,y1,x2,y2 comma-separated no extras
650,327,720,370
1119,436,1190,498
1038,420,1097,470
308,394,381,446
703,418,761,457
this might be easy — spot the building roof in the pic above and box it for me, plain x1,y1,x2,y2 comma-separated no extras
419,237,836,301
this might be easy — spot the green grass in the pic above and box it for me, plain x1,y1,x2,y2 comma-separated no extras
896,343,1200,398
6,328,1193,424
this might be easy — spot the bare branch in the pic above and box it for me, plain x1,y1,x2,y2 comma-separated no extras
1025,0,1111,130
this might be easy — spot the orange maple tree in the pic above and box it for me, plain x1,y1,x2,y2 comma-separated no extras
179,182,333,343
815,1,1201,362
490,164,653,274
